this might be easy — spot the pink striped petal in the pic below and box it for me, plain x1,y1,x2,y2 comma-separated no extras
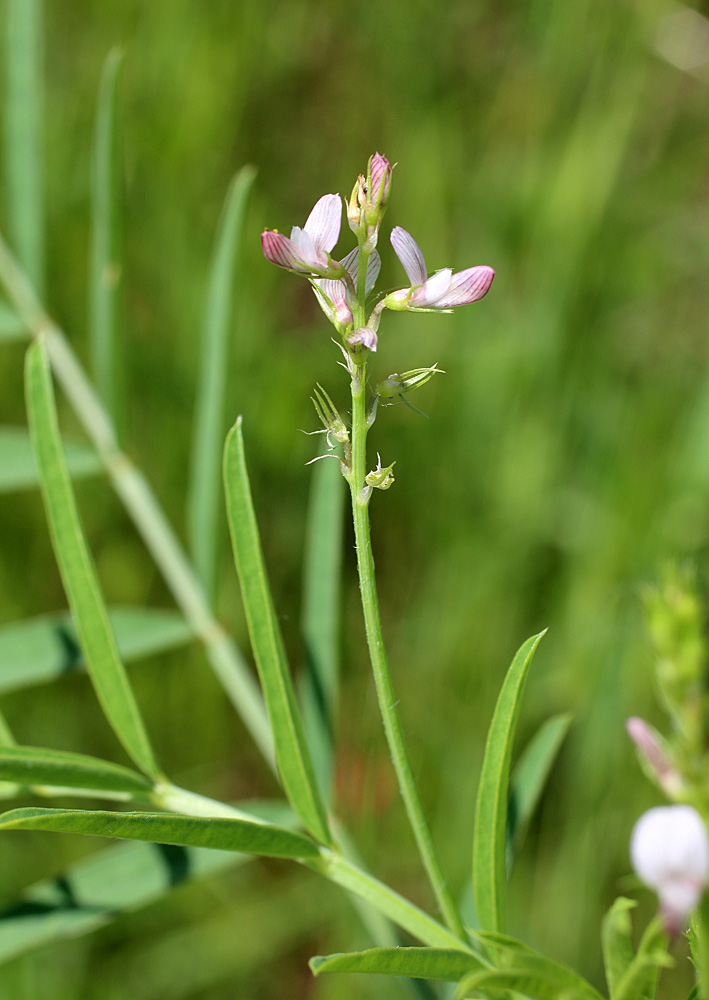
304,194,342,252
390,227,427,286
341,248,382,293
433,266,494,308
412,268,453,306
261,231,311,271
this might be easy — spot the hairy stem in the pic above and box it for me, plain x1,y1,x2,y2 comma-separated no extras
347,253,467,942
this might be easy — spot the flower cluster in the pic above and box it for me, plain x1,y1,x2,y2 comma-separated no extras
261,152,495,357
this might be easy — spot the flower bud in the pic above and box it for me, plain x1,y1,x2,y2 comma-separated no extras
365,152,392,225
347,175,366,235
375,365,444,405
346,326,378,360
365,455,395,491
631,805,709,932
626,717,684,798
310,383,349,445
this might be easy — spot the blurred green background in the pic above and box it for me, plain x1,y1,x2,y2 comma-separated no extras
1,0,709,996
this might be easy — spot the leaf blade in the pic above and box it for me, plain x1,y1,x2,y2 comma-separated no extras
310,947,487,981
472,630,546,933
187,166,256,601
224,418,330,844
25,338,159,777
0,806,320,859
0,746,154,796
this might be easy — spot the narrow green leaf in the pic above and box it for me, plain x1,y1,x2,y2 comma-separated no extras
25,339,159,777
187,166,256,601
507,712,572,863
3,0,44,295
0,300,24,341
0,837,243,964
0,606,192,695
602,898,637,1000
468,931,604,999
614,917,671,1000
300,447,345,804
472,630,546,933
89,47,123,418
0,426,100,493
0,806,320,859
224,418,330,845
457,965,598,1000
0,746,153,796
310,947,486,981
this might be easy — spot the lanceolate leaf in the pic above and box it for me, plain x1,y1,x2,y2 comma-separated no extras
472,631,546,933
0,807,320,859
310,946,488,981
0,746,154,796
457,942,604,1000
507,712,572,864
25,339,159,777
601,898,636,999
0,426,100,493
614,917,670,1000
223,418,330,845
0,606,192,695
187,165,256,601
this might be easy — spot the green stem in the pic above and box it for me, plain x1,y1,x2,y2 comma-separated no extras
313,849,473,952
0,231,275,770
346,250,467,943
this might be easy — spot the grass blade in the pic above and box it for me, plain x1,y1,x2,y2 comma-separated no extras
25,338,159,777
472,631,545,933
224,418,331,844
89,47,123,418
507,712,572,864
0,837,244,964
310,947,487,981
0,426,100,493
300,447,345,804
187,166,256,601
0,606,192,695
3,0,44,295
0,806,320,859
0,746,153,796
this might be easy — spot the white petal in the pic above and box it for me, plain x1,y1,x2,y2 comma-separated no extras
341,247,381,294
432,266,495,308
390,227,427,286
631,805,709,889
304,194,342,252
412,268,453,306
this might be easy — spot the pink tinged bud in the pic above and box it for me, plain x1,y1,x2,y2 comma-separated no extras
391,227,427,285
631,805,709,932
427,265,495,308
367,152,392,212
626,717,684,798
347,326,378,354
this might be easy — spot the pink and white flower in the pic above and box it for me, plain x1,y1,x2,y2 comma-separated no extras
261,194,344,278
386,226,494,311
312,247,381,332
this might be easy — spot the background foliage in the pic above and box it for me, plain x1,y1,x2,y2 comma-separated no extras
1,0,709,995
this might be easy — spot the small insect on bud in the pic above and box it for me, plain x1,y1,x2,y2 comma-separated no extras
630,805,709,933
